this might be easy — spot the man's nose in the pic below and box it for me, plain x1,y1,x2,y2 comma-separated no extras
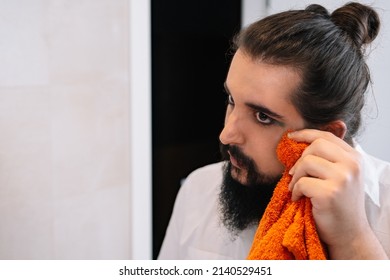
219,111,244,146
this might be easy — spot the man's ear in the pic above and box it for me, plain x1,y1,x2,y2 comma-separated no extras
321,120,347,139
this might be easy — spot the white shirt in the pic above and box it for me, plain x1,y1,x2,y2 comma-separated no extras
158,145,390,259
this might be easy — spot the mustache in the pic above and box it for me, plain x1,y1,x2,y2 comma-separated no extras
220,142,268,186
219,143,253,169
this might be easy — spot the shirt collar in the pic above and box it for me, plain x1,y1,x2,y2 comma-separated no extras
354,142,381,207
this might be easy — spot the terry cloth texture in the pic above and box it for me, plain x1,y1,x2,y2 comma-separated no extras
247,132,327,260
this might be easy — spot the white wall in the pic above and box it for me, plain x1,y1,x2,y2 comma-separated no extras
0,0,152,259
242,0,268,27
129,0,152,260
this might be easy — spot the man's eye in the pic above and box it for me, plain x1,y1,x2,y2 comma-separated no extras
255,112,273,125
227,94,234,106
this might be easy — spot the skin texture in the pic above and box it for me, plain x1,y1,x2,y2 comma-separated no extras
219,49,388,259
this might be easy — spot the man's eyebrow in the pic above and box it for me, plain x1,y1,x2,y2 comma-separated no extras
245,103,285,121
223,82,285,121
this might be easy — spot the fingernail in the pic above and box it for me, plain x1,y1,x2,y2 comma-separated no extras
287,132,295,138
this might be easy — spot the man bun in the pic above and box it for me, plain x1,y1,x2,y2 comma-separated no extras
331,2,380,50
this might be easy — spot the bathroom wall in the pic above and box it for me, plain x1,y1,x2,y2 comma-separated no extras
0,0,144,259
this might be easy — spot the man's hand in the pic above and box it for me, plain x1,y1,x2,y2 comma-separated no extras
287,129,388,259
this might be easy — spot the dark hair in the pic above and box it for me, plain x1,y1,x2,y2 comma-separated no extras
232,2,380,144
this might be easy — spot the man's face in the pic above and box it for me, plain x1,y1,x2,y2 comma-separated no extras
220,49,306,186
218,50,307,234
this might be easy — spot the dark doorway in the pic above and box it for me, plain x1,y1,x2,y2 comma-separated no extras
152,0,241,259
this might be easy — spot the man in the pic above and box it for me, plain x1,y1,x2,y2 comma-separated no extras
158,2,390,259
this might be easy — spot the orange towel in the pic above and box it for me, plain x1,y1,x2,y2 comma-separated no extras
247,132,327,260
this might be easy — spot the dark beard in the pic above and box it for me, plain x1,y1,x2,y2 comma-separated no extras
218,143,281,236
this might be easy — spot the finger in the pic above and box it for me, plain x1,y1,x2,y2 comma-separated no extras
290,176,330,206
288,129,354,152
289,154,334,190
299,137,351,164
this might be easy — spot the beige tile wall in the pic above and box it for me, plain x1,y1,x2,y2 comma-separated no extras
0,0,131,259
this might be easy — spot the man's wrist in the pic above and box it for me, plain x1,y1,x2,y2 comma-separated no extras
328,228,388,260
